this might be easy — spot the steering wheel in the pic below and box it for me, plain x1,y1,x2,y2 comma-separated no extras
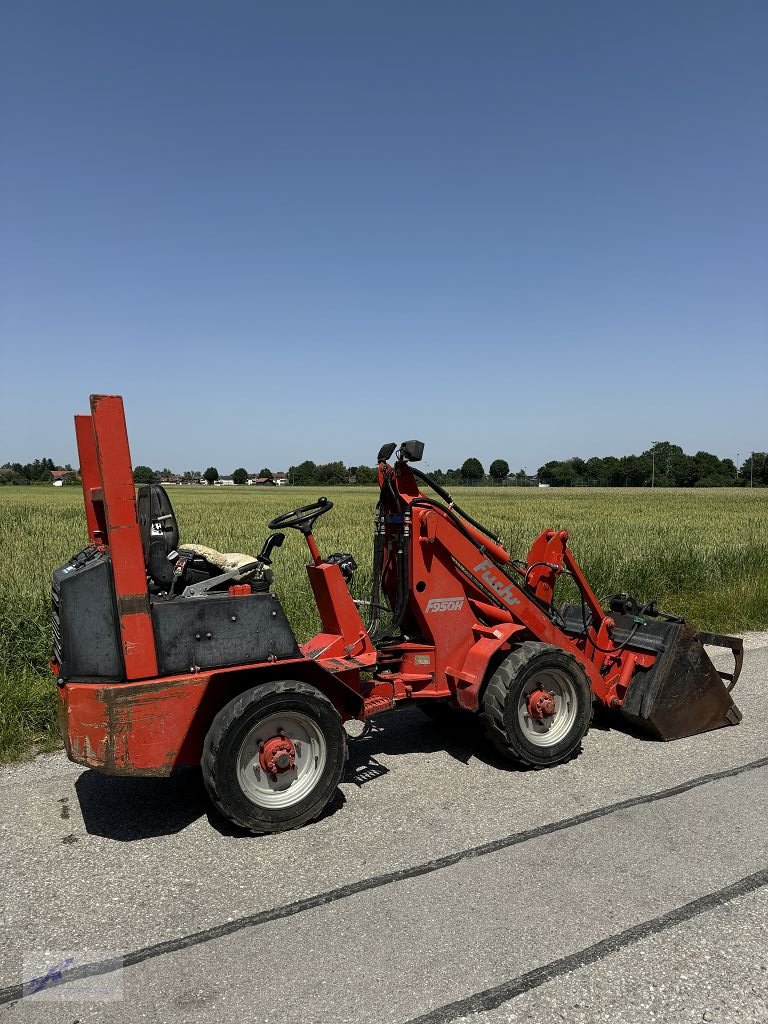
267,497,334,535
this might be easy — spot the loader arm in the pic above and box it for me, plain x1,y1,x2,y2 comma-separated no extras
409,502,636,707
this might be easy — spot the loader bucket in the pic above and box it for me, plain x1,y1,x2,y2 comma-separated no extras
619,617,743,741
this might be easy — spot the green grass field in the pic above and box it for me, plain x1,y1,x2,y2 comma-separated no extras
1,484,767,761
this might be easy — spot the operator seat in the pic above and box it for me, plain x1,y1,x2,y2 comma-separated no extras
137,484,260,593
137,484,186,588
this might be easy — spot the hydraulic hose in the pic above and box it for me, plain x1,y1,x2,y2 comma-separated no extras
368,468,411,643
580,594,642,655
409,464,634,648
408,466,503,547
409,497,495,557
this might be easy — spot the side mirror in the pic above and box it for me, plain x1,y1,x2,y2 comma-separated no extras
398,440,425,463
377,442,397,463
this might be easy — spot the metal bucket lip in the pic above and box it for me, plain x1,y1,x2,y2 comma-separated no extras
695,630,744,692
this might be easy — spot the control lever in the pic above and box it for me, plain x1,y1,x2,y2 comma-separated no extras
165,551,192,600
181,560,263,599
258,532,285,564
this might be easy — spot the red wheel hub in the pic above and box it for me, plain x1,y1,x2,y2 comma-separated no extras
259,730,296,775
527,689,556,720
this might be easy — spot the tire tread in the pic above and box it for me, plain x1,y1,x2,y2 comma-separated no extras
480,642,592,767
202,679,346,833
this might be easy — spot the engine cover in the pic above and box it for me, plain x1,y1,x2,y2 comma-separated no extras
52,547,124,682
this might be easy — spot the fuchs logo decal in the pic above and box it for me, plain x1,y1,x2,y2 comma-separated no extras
474,559,520,607
425,597,465,613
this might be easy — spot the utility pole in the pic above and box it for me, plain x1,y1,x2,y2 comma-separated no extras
736,453,740,484
751,452,754,488
651,441,661,487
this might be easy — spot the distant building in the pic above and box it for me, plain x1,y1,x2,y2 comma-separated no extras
51,468,77,486
214,476,235,486
247,474,277,486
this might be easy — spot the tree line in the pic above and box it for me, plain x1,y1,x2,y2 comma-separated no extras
3,446,766,487
538,443,767,487
286,458,522,485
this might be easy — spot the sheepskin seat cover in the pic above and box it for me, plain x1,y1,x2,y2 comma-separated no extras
181,543,256,573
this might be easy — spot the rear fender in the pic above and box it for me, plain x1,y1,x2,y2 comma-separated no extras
59,658,364,777
225,659,366,721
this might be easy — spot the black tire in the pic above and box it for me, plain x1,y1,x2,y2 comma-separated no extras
480,643,592,767
202,680,347,833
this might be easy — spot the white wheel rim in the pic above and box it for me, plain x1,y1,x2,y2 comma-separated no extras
517,668,578,747
236,711,327,809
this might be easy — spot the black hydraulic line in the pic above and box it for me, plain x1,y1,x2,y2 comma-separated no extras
382,512,410,642
523,560,561,587
367,469,411,643
387,474,409,634
409,465,502,545
408,466,644,655
638,600,684,623
410,497,567,627
367,516,384,637
580,594,641,655
409,495,625,645
366,473,396,639
409,497,484,550
411,497,522,586
409,497,530,595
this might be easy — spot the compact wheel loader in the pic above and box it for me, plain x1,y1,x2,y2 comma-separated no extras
52,396,744,833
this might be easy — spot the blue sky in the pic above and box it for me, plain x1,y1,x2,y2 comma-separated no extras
1,1,766,474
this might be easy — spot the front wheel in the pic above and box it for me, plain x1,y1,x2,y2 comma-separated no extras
202,680,347,833
480,643,592,767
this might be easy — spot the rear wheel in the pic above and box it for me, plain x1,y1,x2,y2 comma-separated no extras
202,680,346,833
480,643,592,767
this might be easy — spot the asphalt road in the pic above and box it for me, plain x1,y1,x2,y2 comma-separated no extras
1,634,767,1024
